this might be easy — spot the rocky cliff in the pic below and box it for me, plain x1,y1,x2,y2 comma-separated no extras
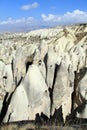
0,24,87,124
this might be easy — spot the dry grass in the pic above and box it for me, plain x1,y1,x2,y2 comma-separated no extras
0,123,87,130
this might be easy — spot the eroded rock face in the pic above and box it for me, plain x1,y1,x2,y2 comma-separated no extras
46,48,57,88
0,61,5,90
23,64,50,120
13,47,26,86
3,64,50,122
3,83,29,122
76,68,87,119
0,24,87,123
3,64,14,93
0,61,5,113
52,62,72,122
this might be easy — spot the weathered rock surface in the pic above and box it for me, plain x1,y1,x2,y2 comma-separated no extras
0,24,87,123
0,61,5,113
13,47,26,86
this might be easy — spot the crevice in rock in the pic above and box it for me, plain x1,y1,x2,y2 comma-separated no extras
43,53,48,84
11,58,14,78
70,68,86,124
66,101,86,125
0,92,14,123
71,68,87,112
15,77,17,87
25,56,33,73
7,112,12,122
78,67,87,81
26,61,32,73
16,76,23,87
52,64,59,89
49,64,60,116
71,71,79,112
76,100,86,113
49,87,52,116
14,76,23,88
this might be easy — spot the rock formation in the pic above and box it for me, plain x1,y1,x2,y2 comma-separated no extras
0,24,87,124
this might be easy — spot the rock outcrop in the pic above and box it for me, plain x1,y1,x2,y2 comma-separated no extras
0,24,87,123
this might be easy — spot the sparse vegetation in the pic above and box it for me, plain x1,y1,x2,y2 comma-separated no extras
0,123,87,130
0,59,4,62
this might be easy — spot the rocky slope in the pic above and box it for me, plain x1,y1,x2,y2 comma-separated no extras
0,24,87,124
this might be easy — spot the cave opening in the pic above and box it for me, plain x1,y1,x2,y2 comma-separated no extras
26,61,33,72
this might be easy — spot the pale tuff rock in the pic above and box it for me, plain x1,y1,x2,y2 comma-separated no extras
38,40,48,60
70,43,87,71
3,64,14,93
52,62,73,122
0,61,5,89
38,60,46,80
23,44,37,57
46,48,57,88
3,64,50,122
3,83,29,122
28,28,63,39
0,61,5,113
13,47,26,86
77,69,87,119
33,41,48,64
0,24,87,123
23,64,50,119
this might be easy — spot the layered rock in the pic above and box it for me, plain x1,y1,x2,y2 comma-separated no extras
0,24,87,123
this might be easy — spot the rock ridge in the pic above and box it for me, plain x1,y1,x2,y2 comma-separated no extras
0,24,87,124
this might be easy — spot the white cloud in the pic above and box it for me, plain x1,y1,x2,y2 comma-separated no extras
0,9,87,32
41,9,87,24
0,17,35,25
41,14,55,22
0,18,13,25
21,2,39,10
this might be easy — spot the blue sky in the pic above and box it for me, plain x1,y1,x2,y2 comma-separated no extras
0,0,87,32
